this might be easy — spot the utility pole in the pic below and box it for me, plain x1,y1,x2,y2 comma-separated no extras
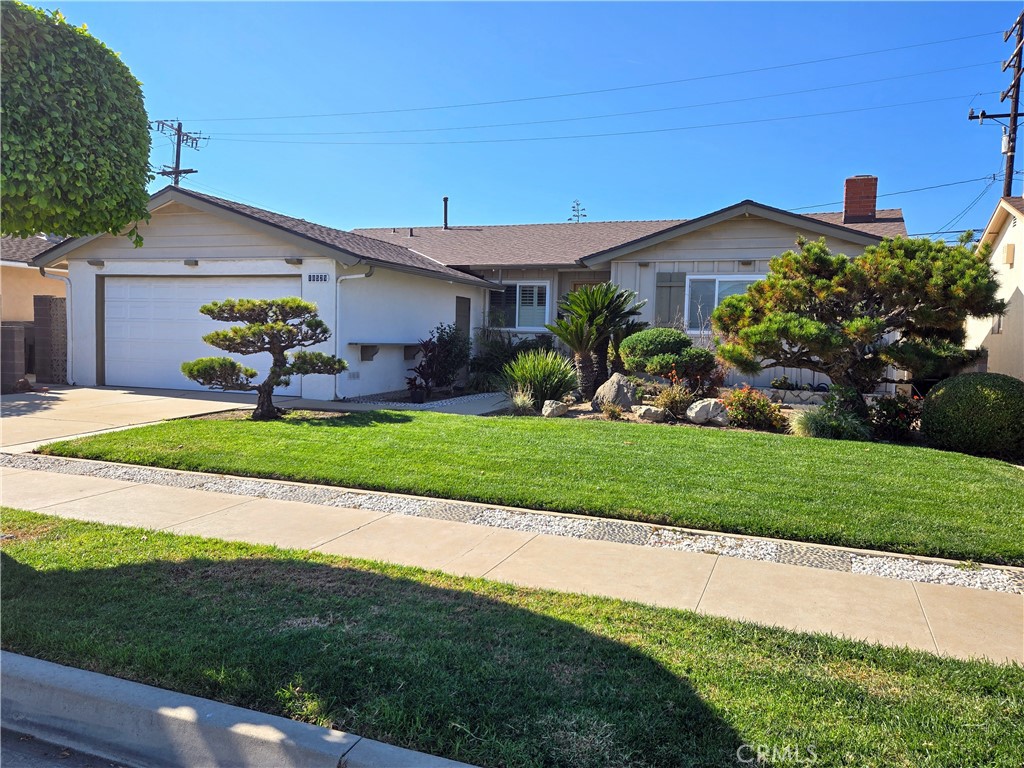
150,120,204,186
968,9,1024,197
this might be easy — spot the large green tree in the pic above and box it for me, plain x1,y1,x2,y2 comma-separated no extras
1,2,151,244
181,298,348,420
712,236,1004,402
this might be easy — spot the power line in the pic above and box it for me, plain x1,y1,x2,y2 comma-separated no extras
790,175,1002,211
210,92,996,147
184,31,1001,123
929,175,1001,236
210,61,999,138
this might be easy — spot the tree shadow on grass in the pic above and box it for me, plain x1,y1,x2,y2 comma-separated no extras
283,410,414,428
1,549,753,768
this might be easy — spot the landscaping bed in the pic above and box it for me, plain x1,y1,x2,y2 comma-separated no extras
38,410,1024,565
3,509,1023,768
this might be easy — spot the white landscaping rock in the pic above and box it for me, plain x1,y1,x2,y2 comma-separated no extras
631,405,666,422
686,398,727,425
541,400,569,418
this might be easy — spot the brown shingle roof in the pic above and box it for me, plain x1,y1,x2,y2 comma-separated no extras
355,206,906,268
802,208,907,239
354,220,687,267
167,187,491,285
1001,196,1024,216
1,235,61,264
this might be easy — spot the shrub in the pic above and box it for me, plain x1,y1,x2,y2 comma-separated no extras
618,328,691,373
408,323,471,396
720,386,788,431
469,329,553,391
869,392,922,443
791,408,872,442
653,385,695,419
644,353,687,378
770,375,795,390
790,388,871,441
921,373,1024,461
601,402,623,420
509,386,536,416
502,349,577,411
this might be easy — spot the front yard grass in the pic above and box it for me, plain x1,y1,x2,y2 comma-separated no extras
39,410,1024,565
2,509,1022,768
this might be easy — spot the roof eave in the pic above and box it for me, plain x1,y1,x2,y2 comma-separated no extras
980,198,1020,245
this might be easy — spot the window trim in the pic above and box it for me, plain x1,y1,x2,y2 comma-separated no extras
488,280,552,331
684,274,763,331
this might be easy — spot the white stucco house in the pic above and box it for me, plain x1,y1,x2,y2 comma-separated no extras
32,186,492,399
965,197,1024,381
33,175,907,399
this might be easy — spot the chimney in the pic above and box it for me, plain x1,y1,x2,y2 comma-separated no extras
843,175,877,223
443,196,449,230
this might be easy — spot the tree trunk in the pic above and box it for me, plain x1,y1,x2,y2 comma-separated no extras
593,339,611,391
575,353,596,399
251,381,280,420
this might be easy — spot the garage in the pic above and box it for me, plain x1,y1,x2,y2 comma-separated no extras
103,276,302,392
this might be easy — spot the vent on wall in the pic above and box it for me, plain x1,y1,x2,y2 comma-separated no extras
347,371,360,380
1006,243,1015,266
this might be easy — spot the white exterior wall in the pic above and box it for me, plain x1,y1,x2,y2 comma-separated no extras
966,209,1024,380
609,215,873,388
61,201,485,398
335,267,485,397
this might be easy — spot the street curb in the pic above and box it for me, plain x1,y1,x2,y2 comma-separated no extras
1,652,476,768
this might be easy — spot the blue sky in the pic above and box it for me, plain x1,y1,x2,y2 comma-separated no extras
40,2,1019,239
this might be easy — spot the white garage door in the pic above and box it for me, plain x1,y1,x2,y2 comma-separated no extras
104,276,303,393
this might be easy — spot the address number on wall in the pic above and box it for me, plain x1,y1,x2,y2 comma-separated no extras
307,273,330,283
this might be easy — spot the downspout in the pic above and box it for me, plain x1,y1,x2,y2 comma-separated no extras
335,264,375,399
39,266,74,385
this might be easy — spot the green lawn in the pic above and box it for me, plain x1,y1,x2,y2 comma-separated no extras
40,410,1024,565
3,509,1022,768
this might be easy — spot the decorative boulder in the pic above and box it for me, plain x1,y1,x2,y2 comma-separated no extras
686,398,727,425
542,400,569,418
591,373,638,412
631,405,666,423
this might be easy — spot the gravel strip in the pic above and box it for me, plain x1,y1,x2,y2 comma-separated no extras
3,451,1020,594
851,555,1021,592
649,528,780,561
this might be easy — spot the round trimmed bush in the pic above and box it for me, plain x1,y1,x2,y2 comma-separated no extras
619,328,691,373
921,373,1024,461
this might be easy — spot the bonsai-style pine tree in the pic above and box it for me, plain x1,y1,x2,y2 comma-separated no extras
181,298,347,420
712,235,1005,409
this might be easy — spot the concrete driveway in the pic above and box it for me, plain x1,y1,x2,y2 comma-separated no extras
0,386,260,452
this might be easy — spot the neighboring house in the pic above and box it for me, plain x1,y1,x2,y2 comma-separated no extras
1,234,66,322
965,197,1024,381
358,175,906,387
32,186,492,397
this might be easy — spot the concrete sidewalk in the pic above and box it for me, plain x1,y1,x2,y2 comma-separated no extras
2,465,1021,664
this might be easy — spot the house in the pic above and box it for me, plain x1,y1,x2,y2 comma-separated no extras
357,175,906,387
31,186,492,398
965,197,1024,380
31,176,906,399
1,234,66,322
1,235,68,390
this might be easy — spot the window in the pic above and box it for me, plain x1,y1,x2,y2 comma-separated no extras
487,282,549,329
686,276,759,331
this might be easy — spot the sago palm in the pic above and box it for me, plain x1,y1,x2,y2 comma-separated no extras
557,283,646,390
545,314,599,398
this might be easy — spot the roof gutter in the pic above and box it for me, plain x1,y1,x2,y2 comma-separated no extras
38,266,74,385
